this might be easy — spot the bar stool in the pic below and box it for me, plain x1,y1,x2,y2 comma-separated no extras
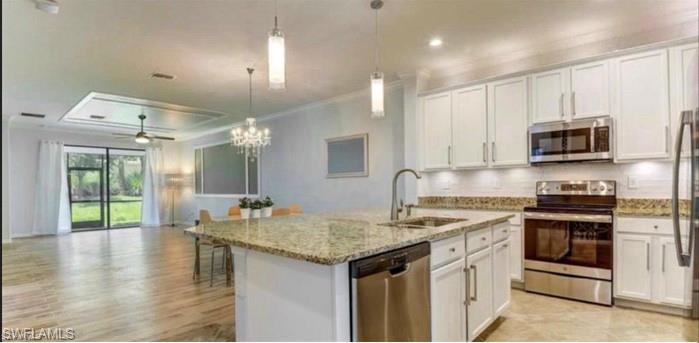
193,209,232,287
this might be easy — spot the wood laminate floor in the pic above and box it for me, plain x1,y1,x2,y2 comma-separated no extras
2,227,235,341
2,226,698,341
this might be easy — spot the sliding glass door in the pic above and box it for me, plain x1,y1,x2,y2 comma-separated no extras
68,167,105,229
108,150,144,228
66,146,145,231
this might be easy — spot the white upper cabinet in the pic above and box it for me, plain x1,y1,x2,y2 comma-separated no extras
613,49,670,161
531,61,610,123
488,76,529,166
422,92,453,170
452,85,488,168
570,60,610,119
670,43,699,156
531,68,569,123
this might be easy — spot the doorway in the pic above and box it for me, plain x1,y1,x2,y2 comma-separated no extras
66,146,145,231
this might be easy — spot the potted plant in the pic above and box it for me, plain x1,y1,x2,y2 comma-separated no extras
239,197,251,219
261,196,274,217
250,199,263,218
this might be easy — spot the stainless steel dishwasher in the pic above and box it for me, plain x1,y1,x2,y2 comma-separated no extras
350,242,431,341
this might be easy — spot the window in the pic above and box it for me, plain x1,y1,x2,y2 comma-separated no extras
194,142,259,196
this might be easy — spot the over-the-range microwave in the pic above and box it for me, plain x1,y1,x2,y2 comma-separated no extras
529,117,613,164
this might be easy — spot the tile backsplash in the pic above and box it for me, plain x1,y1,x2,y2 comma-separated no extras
417,160,688,199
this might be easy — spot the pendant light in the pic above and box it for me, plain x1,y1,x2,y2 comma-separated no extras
268,0,286,90
231,68,271,161
370,0,384,119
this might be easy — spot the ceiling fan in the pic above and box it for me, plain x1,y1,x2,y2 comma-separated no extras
112,111,175,144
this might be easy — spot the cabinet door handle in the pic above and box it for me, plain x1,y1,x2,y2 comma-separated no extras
449,247,456,253
661,243,666,273
646,242,650,271
448,145,452,165
464,266,470,306
665,125,670,153
559,93,565,118
571,91,576,117
470,265,478,301
482,142,487,163
491,142,496,162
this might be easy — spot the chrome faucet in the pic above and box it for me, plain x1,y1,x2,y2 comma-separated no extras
391,169,421,220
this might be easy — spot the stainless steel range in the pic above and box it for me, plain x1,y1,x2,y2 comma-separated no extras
523,180,616,305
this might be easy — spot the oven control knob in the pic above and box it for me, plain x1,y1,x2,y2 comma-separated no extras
599,185,606,191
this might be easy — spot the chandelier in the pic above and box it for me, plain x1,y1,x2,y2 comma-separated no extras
231,68,271,161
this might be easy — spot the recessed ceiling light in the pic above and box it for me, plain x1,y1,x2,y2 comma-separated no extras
429,37,443,47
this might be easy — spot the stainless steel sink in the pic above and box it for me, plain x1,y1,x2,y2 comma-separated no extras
379,216,467,229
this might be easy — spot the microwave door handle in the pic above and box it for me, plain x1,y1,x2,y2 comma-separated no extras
672,110,694,267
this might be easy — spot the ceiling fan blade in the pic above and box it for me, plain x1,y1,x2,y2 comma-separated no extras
151,135,175,141
111,133,134,137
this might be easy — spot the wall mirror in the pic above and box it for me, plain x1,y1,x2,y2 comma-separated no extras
325,133,368,178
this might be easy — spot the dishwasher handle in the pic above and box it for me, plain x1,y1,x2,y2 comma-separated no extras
389,263,411,278
351,242,430,278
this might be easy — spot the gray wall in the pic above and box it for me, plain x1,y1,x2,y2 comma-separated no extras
260,86,404,213
175,85,405,222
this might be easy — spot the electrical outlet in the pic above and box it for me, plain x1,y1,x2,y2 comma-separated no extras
627,175,639,189
493,178,502,189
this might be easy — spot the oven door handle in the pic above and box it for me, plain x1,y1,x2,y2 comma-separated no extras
523,212,612,223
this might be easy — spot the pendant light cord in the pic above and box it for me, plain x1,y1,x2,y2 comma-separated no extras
374,7,379,72
247,68,254,118
274,0,278,29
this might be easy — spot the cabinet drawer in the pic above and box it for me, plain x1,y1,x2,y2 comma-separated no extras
492,222,510,243
431,234,465,268
616,217,688,236
467,227,491,254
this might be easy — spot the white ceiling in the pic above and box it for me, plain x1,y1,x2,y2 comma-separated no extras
3,0,698,139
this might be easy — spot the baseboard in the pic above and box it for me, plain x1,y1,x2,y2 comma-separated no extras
511,280,525,290
9,233,33,239
614,297,693,317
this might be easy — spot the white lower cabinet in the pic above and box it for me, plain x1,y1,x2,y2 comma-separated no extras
430,259,467,342
492,239,511,317
466,247,493,341
509,226,523,282
616,233,652,300
430,221,512,342
654,236,693,306
615,217,693,308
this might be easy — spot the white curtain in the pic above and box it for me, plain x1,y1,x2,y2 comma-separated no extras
32,140,71,235
141,146,164,227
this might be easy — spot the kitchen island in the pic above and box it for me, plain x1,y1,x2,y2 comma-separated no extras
185,208,513,341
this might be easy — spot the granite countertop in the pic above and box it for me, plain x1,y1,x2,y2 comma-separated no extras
615,198,689,218
184,209,513,265
418,196,690,218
